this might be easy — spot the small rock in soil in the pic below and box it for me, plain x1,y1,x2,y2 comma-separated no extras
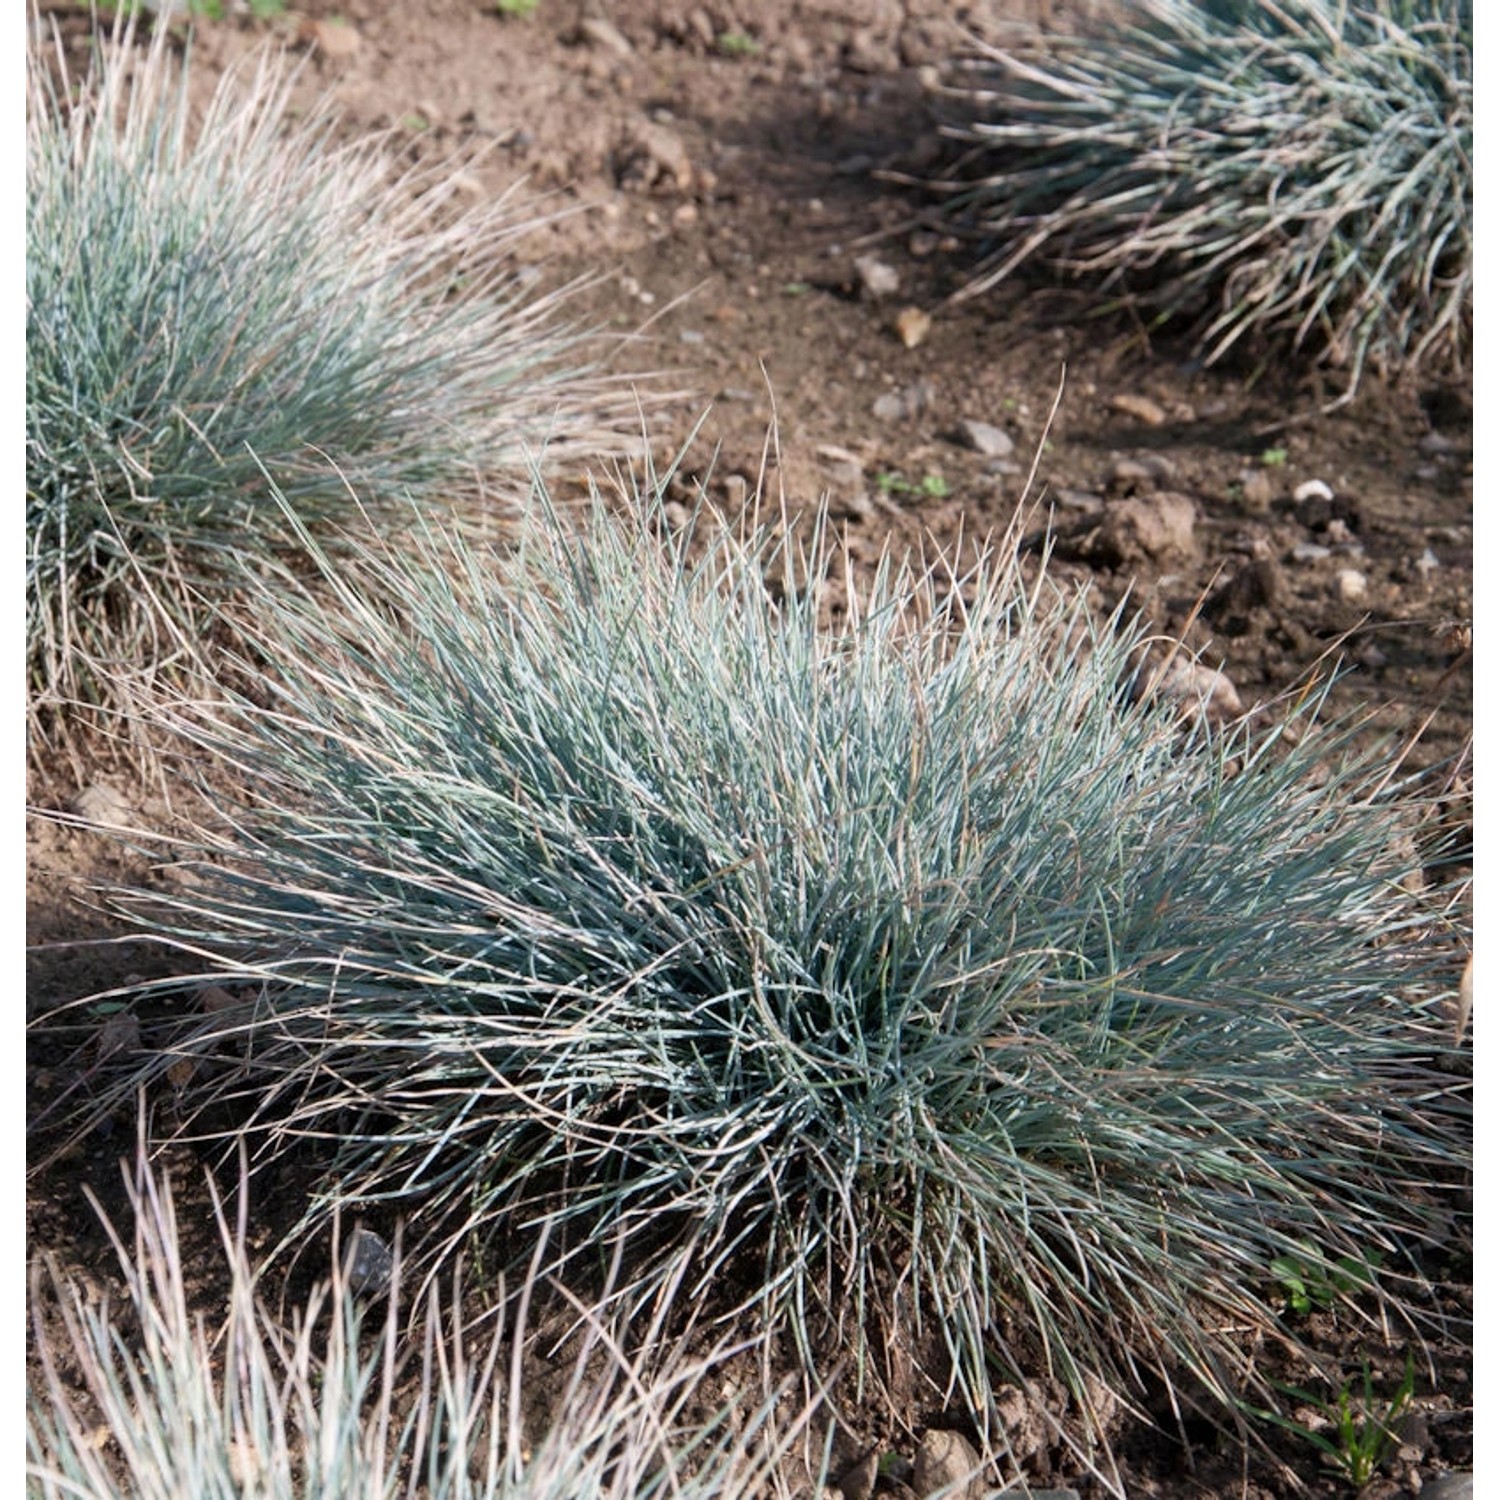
893,306,932,348
1421,1476,1474,1500
853,253,900,301
578,17,633,55
71,783,134,827
341,1226,394,1297
1109,455,1174,492
992,1382,1052,1462
618,120,693,192
1139,654,1245,726
872,378,935,423
297,16,363,60
1092,492,1198,565
1108,392,1167,426
1292,478,1335,504
834,1450,878,1500
1235,467,1275,515
95,1010,141,1063
1334,568,1368,603
912,1430,984,1500
955,418,1014,458
1291,541,1333,563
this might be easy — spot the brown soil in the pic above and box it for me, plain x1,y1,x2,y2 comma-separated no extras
27,2,1472,1497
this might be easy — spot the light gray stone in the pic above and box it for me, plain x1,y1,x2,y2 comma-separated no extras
956,418,1015,458
853,254,900,300
912,1429,984,1500
1293,478,1335,503
1420,1475,1473,1500
71,782,134,827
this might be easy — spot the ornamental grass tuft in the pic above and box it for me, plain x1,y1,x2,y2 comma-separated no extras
918,0,1472,398
27,18,635,756
28,1139,810,1500
63,469,1468,1446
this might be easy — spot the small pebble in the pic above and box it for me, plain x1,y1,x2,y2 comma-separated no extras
1335,568,1368,602
1235,468,1275,514
871,378,935,423
853,253,900,300
1416,547,1441,577
1291,542,1332,563
913,1429,984,1500
893,306,932,348
956,419,1014,458
342,1226,394,1297
578,17,633,55
71,783,133,826
1293,478,1335,503
1109,392,1167,426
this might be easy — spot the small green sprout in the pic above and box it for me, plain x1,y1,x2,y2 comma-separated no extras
1252,1353,1416,1490
496,0,539,16
717,31,761,56
1271,1246,1382,1317
876,471,950,498
1259,446,1290,467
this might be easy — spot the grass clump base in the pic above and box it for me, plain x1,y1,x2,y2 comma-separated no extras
918,1,1472,400
55,462,1469,1465
26,15,637,762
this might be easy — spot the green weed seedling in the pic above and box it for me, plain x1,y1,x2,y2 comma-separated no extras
1253,1353,1415,1491
1271,1245,1383,1317
876,471,950,498
718,31,761,56
496,0,539,16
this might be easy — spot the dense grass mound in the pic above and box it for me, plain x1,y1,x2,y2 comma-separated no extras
28,1144,807,1500
921,0,1471,397
26,19,632,755
76,474,1468,1443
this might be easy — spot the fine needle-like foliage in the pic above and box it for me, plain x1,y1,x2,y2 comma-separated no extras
52,464,1469,1454
916,0,1471,399
26,16,641,758
28,1136,816,1500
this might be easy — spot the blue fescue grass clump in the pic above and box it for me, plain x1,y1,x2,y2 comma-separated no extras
921,0,1471,398
28,1141,811,1500
82,469,1468,1441
26,19,631,751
